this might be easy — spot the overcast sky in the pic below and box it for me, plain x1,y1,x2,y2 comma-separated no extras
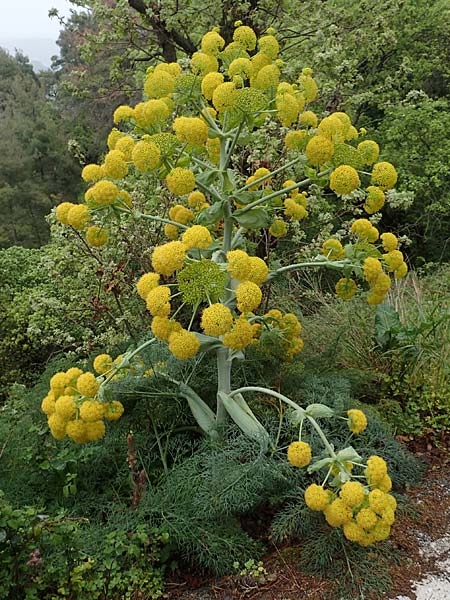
0,0,82,66
0,0,76,39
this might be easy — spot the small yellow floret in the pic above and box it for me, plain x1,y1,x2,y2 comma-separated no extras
287,441,312,468
76,372,100,397
93,354,113,375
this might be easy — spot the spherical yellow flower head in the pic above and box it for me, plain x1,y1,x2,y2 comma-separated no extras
304,484,331,511
358,140,380,165
107,128,125,150
103,400,125,422
284,129,307,150
364,186,385,214
151,316,182,341
88,180,120,206
146,286,171,317
330,165,361,195
103,149,128,179
55,395,77,420
187,190,206,208
339,481,366,507
201,72,224,101
322,239,345,260
114,135,135,161
343,521,366,543
76,372,100,397
55,202,76,225
41,394,56,416
395,262,408,279
48,413,67,440
355,508,378,531
383,249,404,272
233,25,257,50
165,224,179,240
335,278,358,300
118,190,132,208
247,256,269,285
136,272,160,300
276,93,302,127
305,135,334,166
258,34,279,59
351,218,373,240
269,219,288,238
347,408,368,434
86,226,108,247
113,104,134,124
317,114,345,141
236,281,263,313
299,110,318,128
166,168,196,196
368,489,389,514
226,249,252,281
66,419,88,444
191,51,218,75
228,57,253,80
79,399,104,422
152,241,186,277
287,441,312,468
366,455,388,485
298,69,318,103
181,225,213,249
201,304,233,337
81,164,104,183
376,474,392,493
50,372,70,396
222,316,255,350
201,30,225,55
253,64,280,90
134,99,170,129
63,369,80,389
173,117,209,146
154,61,182,78
67,204,90,230
367,273,391,305
251,51,271,75
380,232,398,252
324,498,353,527
144,70,175,99
212,82,237,112
93,354,113,375
131,141,161,171
362,257,383,284
168,329,200,359
280,313,302,337
371,162,398,190
85,420,106,442
169,205,194,224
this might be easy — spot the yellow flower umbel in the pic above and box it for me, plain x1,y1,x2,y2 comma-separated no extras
168,329,200,359
166,168,196,196
322,239,345,260
287,441,312,468
152,241,186,277
181,225,213,249
339,481,366,507
371,162,398,190
226,250,252,281
305,136,334,165
347,409,368,434
86,226,108,247
335,278,358,300
304,484,331,511
330,165,361,195
201,304,233,337
136,272,160,300
235,281,262,313
173,116,208,146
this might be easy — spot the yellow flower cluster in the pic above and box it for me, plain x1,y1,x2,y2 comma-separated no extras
222,316,256,350
235,281,262,313
173,116,208,146
152,241,187,277
132,140,161,171
41,368,124,443
335,277,358,300
166,167,196,196
347,409,368,434
322,239,345,260
201,303,234,337
287,441,312,467
329,165,361,195
261,309,304,360
303,455,396,546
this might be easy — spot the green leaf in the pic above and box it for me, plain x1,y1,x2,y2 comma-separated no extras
196,169,220,187
231,191,259,206
234,207,271,230
218,392,271,449
196,201,225,226
305,403,335,418
179,384,218,439
194,333,223,353
335,446,362,462
307,457,333,473
375,304,401,347
288,407,306,426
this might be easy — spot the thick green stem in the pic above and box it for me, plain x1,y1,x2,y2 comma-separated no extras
138,213,189,230
307,416,338,460
216,346,231,427
230,386,305,414
268,259,353,280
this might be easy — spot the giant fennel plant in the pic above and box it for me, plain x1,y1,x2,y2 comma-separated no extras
42,24,406,548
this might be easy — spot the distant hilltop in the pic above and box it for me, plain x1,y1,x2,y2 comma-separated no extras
0,37,59,70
